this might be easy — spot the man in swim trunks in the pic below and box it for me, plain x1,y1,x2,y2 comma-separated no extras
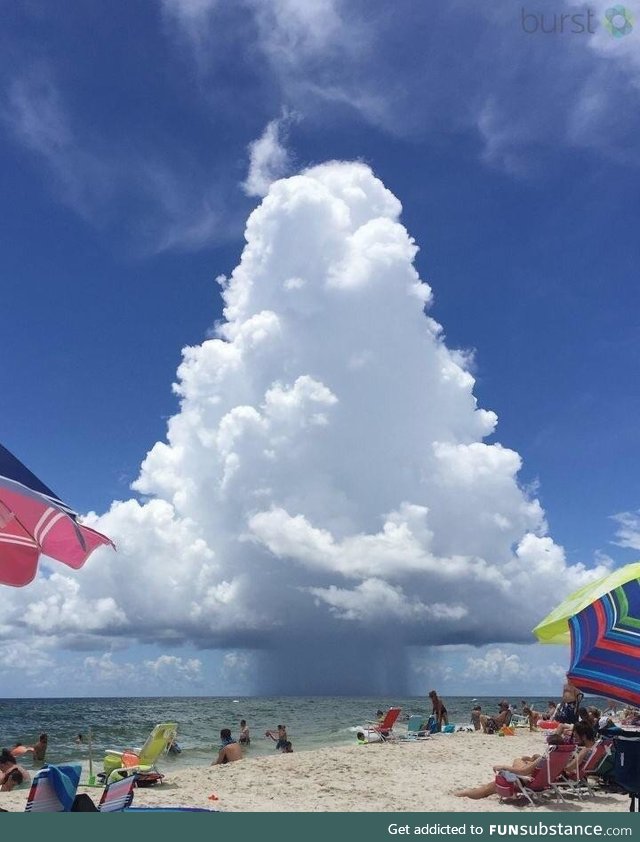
266,725,288,750
25,733,48,767
212,729,242,765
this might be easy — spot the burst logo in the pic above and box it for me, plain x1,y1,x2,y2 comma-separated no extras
604,5,634,36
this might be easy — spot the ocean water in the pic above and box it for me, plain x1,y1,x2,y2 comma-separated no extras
0,694,608,778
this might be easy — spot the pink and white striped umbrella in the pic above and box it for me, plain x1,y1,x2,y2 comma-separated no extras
0,443,115,587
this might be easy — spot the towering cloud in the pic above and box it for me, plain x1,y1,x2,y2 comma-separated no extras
0,162,608,693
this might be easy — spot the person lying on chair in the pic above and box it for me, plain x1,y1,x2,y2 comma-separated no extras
454,735,567,800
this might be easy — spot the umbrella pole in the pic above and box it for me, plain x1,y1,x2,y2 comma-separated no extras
88,728,95,786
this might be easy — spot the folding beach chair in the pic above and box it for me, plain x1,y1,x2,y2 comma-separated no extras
103,722,176,783
495,744,576,806
402,714,430,740
364,707,402,742
24,764,82,812
97,773,138,812
554,738,614,799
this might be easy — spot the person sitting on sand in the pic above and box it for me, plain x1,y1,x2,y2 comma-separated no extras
212,729,242,765
428,690,448,731
471,706,482,731
0,749,30,791
266,725,288,750
239,719,250,746
454,735,568,799
480,701,512,734
522,705,543,731
356,731,367,745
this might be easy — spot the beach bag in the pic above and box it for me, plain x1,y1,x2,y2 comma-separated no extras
71,794,99,812
426,715,438,734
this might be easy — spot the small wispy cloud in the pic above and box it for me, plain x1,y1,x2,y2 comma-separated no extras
5,66,113,220
160,0,220,67
611,509,640,550
242,110,297,198
3,64,233,254
161,0,640,172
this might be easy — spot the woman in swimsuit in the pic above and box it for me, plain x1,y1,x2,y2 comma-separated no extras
428,690,448,731
0,749,30,791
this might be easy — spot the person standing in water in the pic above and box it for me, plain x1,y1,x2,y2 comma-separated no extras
265,724,288,750
239,719,250,746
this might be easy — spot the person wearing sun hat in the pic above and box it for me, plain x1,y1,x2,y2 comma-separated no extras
480,700,512,734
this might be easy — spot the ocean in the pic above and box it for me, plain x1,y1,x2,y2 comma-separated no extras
0,694,608,777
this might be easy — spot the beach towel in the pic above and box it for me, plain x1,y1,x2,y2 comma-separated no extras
46,764,82,811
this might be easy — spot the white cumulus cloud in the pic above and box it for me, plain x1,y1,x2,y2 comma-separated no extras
0,161,610,693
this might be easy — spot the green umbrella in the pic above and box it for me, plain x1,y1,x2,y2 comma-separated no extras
532,560,640,644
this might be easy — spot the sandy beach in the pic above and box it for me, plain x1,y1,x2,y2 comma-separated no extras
0,730,629,813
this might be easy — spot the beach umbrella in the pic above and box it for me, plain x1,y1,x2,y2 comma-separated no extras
532,562,640,645
568,574,640,708
0,442,115,587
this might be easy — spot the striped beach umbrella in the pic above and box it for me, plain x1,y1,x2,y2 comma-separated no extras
533,561,640,645
568,575,640,708
0,442,115,587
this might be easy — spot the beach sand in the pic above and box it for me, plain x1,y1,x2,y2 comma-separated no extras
0,730,628,812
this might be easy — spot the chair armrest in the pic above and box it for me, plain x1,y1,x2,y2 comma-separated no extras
496,770,532,783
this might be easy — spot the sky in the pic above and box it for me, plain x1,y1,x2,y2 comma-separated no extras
0,0,639,698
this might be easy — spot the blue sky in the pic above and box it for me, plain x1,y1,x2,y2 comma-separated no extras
0,0,639,697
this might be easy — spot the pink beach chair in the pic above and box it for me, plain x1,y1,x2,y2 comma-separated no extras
554,738,614,800
495,744,577,806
